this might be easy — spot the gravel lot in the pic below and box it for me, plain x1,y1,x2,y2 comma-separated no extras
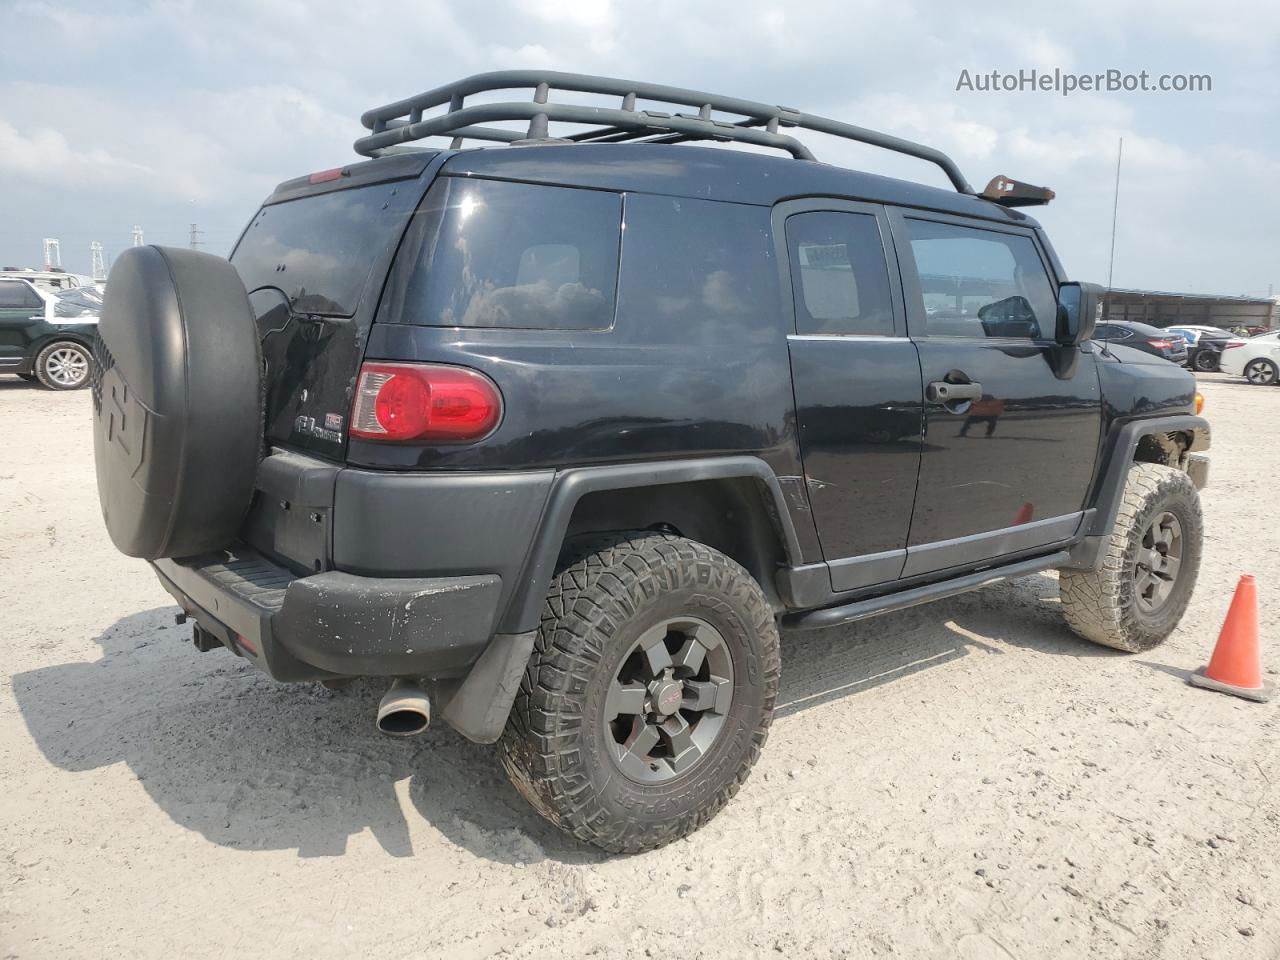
1,373,1276,960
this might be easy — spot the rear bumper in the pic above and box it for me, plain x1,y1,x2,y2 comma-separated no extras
152,547,501,682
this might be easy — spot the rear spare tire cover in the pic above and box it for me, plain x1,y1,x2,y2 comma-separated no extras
92,245,262,559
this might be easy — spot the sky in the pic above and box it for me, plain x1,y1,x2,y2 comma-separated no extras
1,0,1277,298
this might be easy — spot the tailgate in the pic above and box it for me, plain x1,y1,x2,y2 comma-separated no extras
229,153,439,459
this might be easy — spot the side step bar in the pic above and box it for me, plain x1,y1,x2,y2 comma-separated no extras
783,551,1071,632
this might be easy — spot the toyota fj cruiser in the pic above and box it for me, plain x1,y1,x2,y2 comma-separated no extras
91,72,1210,854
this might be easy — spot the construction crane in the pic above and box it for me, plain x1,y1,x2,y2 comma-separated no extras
42,238,61,271
90,242,107,282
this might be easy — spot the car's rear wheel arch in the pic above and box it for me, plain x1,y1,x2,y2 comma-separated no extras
496,458,805,635
562,477,789,609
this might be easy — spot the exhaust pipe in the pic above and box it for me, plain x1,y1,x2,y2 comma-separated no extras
376,678,431,737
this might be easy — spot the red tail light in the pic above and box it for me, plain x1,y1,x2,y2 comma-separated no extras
1223,342,1245,349
1147,339,1175,349
350,362,503,443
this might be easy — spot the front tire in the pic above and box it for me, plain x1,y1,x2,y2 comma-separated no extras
1244,358,1278,385
34,341,91,390
1059,463,1202,652
499,532,780,854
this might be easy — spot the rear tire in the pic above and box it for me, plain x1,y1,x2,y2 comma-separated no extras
498,532,779,854
1059,463,1202,652
1191,350,1218,373
35,340,92,390
1244,358,1278,385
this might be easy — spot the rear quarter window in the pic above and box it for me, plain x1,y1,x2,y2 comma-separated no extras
382,177,621,330
613,194,781,343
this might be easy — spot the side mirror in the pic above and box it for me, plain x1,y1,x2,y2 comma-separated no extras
1056,281,1104,347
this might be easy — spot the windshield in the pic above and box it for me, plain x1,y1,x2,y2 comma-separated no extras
231,182,404,317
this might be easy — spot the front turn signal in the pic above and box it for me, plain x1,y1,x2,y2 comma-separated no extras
1195,391,1205,415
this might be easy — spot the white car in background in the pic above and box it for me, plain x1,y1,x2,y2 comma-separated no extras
1219,331,1280,385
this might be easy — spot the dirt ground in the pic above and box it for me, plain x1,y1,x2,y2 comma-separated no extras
0,373,1276,960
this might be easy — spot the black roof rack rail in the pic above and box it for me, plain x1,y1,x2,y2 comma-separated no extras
355,70,977,195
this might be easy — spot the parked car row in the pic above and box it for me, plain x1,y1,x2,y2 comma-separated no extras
1092,320,1266,375
0,277,100,389
1218,330,1280,385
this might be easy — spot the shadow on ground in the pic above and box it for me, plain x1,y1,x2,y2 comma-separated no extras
12,573,1116,864
0,376,42,391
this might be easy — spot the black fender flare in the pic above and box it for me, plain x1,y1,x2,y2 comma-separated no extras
1065,414,1209,568
495,455,805,635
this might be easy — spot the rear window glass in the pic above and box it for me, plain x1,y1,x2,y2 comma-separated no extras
384,177,621,330
231,182,403,317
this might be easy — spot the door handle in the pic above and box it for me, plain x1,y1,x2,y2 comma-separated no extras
926,380,983,404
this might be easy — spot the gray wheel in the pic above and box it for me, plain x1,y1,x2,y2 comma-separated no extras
35,341,91,390
1244,358,1278,385
499,532,779,854
1059,463,1202,652
1191,350,1218,373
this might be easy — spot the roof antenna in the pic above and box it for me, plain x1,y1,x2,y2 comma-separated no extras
1106,136,1123,292
1100,136,1124,353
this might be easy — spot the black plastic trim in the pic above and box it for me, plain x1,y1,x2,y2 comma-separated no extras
785,550,1071,631
152,547,501,680
499,456,804,634
332,468,555,621
902,512,1082,577
1084,415,1209,539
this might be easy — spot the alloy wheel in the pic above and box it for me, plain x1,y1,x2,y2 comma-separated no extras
1134,511,1183,614
45,346,89,388
1245,360,1276,385
603,616,734,784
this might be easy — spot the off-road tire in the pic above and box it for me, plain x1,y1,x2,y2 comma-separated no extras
498,532,780,854
1060,463,1202,652
34,340,92,390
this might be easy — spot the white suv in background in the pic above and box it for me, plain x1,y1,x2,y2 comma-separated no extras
1219,331,1280,384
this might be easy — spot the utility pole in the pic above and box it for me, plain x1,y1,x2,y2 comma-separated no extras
1105,137,1123,292
90,242,107,282
132,225,144,247
188,223,203,250
42,238,62,271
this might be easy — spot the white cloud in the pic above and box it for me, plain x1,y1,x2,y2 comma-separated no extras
0,118,155,187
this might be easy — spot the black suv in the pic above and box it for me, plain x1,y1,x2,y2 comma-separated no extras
91,72,1210,853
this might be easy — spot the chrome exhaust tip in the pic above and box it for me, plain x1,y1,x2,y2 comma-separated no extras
376,678,431,737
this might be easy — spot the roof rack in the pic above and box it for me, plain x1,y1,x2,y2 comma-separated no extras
355,70,977,195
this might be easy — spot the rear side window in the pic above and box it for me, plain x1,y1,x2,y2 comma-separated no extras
387,177,621,330
904,219,1056,339
231,182,404,317
785,211,894,336
0,282,40,308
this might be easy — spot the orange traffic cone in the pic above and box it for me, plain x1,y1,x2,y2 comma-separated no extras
1188,575,1274,702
